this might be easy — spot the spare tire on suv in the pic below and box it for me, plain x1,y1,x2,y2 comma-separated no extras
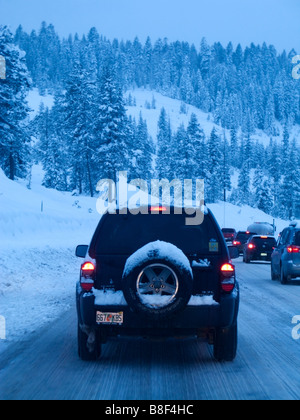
122,241,193,320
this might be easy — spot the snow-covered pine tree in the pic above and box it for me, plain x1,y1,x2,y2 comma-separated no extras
187,113,206,180
95,64,131,183
156,107,172,179
237,162,251,205
206,127,223,203
35,103,69,191
130,112,154,181
221,133,232,193
279,139,300,220
264,92,276,136
0,25,31,180
60,62,98,196
257,180,274,215
169,123,186,182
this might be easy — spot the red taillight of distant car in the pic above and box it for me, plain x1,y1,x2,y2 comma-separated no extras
233,241,241,246
287,246,300,254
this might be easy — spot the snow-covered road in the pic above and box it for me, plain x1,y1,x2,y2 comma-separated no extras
0,258,299,400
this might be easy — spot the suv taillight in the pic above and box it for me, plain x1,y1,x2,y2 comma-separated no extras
287,246,300,254
80,261,96,292
220,263,235,293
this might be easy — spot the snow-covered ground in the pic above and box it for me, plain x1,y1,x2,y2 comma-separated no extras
27,88,54,119
0,166,99,352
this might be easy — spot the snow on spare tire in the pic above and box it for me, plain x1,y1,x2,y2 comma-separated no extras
122,241,193,319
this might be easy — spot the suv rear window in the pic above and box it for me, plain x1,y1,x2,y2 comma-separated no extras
94,212,221,256
236,232,256,242
251,237,277,248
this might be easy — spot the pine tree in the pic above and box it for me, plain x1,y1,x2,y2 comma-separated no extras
206,128,223,203
280,139,300,219
0,25,31,180
95,65,131,183
257,180,274,214
237,163,251,205
35,103,69,191
61,62,98,196
187,113,206,180
156,107,172,179
130,113,154,181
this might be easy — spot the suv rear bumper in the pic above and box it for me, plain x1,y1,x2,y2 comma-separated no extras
76,285,239,336
246,251,273,261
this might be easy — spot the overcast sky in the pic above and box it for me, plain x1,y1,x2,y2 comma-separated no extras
0,0,299,52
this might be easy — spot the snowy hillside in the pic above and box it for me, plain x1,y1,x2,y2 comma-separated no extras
125,89,276,147
27,87,300,147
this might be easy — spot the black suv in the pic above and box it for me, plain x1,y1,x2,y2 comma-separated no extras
271,223,300,284
243,235,277,263
76,206,240,362
233,231,257,254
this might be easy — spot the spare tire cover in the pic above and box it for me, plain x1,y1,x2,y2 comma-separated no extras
122,241,193,320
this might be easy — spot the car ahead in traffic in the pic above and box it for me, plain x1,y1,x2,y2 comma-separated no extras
271,223,300,284
243,235,277,263
233,231,257,255
247,222,275,236
222,228,237,244
75,205,240,362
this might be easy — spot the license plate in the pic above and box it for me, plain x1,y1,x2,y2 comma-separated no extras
261,253,268,257
96,312,123,325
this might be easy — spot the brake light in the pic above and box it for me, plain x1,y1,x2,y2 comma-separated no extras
287,246,300,254
220,263,235,292
248,243,255,249
82,262,95,272
221,263,234,275
81,262,95,292
261,236,268,239
233,241,241,246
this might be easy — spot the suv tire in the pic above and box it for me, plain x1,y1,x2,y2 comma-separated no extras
122,245,193,320
280,266,290,285
271,264,277,281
